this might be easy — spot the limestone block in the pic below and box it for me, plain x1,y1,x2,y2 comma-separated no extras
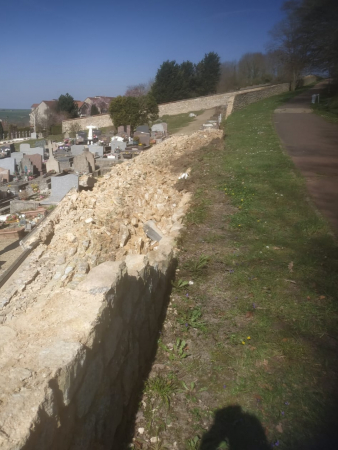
77,260,126,295
56,346,87,406
125,254,148,279
76,353,103,418
103,315,124,366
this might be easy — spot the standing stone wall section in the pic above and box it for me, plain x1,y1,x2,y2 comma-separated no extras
62,114,114,134
158,83,290,117
61,83,289,134
230,83,290,114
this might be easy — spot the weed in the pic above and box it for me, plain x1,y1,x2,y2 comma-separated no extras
186,435,200,450
183,255,210,274
171,279,190,289
178,307,206,331
172,338,189,359
145,375,177,408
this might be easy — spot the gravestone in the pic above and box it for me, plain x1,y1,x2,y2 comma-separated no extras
0,168,10,183
126,125,131,137
111,140,126,152
58,157,72,172
30,132,37,139
73,149,95,173
151,123,167,134
136,125,150,134
0,157,16,175
134,132,150,146
40,174,79,204
71,145,85,155
11,152,24,163
21,155,35,175
27,154,43,173
21,146,44,158
20,143,31,152
87,145,103,157
117,126,125,135
46,153,60,173
34,139,45,149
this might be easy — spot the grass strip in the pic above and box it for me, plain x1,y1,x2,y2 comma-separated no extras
131,90,338,450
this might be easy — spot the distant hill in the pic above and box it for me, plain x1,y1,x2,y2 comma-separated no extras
0,109,30,126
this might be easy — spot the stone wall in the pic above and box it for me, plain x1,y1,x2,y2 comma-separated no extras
61,83,290,133
230,83,290,113
158,92,234,116
62,114,113,134
0,240,175,450
0,129,223,449
158,83,290,117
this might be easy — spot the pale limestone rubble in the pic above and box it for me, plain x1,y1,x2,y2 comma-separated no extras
0,128,222,449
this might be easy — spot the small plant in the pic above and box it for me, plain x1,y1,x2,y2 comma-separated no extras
186,435,200,450
145,375,177,408
160,338,190,360
171,279,190,289
178,307,206,331
172,338,189,359
184,255,210,274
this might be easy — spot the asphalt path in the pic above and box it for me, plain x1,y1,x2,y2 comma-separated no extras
274,82,338,233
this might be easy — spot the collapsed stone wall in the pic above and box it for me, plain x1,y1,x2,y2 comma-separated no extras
0,129,223,449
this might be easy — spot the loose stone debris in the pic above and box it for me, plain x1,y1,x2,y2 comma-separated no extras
0,129,222,324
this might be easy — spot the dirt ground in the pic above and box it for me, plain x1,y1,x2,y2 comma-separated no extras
173,109,217,135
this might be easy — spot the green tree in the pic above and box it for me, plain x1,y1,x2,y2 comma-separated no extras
195,52,221,96
109,94,158,131
151,60,182,103
90,104,100,116
0,121,3,139
58,93,79,118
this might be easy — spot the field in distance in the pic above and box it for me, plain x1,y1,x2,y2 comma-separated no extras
0,109,30,126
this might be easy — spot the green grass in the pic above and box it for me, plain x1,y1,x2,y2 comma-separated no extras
133,87,338,449
13,134,64,151
160,110,204,134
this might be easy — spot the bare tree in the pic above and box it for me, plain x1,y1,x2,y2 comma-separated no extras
125,83,150,97
268,1,307,90
217,61,238,92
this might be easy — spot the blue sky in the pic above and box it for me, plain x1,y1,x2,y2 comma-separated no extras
1,0,285,108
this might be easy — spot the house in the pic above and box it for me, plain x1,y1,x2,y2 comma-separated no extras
30,99,83,128
79,96,115,117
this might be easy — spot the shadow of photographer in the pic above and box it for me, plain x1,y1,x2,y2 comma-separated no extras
199,405,271,450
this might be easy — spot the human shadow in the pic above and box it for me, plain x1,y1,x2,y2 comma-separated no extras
200,405,270,450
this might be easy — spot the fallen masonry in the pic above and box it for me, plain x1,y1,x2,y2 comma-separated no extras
0,128,223,450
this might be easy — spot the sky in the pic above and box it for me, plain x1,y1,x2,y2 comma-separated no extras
0,0,285,108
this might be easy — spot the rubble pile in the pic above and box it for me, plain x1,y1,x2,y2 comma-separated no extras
0,129,222,316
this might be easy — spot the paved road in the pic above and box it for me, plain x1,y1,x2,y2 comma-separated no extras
274,82,338,233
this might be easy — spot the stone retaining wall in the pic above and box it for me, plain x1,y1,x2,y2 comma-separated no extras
61,83,290,133
0,240,175,449
230,83,289,113
62,114,113,134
